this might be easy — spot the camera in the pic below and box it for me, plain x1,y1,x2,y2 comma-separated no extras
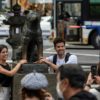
91,65,98,78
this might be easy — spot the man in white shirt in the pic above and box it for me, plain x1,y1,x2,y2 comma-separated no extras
39,37,77,71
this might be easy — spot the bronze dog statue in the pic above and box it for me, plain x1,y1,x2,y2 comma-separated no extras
21,10,43,62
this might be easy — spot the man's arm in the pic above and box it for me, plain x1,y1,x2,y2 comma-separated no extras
39,58,58,71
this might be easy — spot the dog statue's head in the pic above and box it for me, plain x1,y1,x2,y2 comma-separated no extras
24,10,38,22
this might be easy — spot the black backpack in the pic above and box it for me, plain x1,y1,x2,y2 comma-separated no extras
53,53,71,65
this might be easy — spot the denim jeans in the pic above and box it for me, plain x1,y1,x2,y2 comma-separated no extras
0,87,10,100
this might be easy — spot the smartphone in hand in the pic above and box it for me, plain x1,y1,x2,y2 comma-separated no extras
91,65,98,79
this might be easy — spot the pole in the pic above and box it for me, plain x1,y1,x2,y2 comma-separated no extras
97,28,100,64
0,0,2,9
10,0,13,11
53,0,56,37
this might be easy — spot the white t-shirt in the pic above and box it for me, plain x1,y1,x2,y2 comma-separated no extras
89,88,100,100
46,53,77,67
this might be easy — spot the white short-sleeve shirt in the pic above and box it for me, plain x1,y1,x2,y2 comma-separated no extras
46,53,77,67
89,88,100,100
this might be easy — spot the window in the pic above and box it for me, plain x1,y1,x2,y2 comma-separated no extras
64,3,81,17
90,4,100,17
89,0,100,20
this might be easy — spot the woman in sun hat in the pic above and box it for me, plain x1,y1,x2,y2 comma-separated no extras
21,72,54,100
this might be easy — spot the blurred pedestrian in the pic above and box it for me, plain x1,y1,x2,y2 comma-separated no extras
84,62,100,100
56,64,97,100
0,44,27,100
21,72,54,100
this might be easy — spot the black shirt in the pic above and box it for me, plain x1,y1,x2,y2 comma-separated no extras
0,64,13,87
69,90,97,100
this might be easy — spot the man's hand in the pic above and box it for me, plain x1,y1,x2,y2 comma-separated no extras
34,57,46,64
39,58,50,64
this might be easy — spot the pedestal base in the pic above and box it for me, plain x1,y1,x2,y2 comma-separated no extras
19,63,49,73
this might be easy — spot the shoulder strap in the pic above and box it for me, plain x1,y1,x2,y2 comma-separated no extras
0,64,4,67
0,63,10,70
0,63,9,67
53,53,71,64
65,53,71,62
53,54,57,64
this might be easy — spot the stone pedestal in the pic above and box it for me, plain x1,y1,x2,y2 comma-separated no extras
19,63,49,73
12,64,57,100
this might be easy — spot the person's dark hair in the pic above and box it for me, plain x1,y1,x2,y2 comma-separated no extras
21,87,45,100
58,64,86,88
53,37,65,47
0,44,8,53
